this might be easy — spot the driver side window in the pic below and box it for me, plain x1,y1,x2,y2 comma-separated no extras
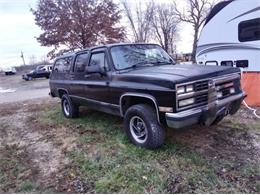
89,52,108,69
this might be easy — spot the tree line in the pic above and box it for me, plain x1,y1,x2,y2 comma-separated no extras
32,0,216,62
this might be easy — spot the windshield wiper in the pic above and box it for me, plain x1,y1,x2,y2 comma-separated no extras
120,61,154,70
150,58,175,65
148,60,173,66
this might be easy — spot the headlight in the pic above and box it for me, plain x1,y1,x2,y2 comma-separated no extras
217,92,223,98
177,86,185,94
230,88,235,94
179,98,195,107
177,84,194,94
186,85,194,92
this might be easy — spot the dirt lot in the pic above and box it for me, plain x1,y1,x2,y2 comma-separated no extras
0,73,49,103
0,97,259,193
0,74,259,193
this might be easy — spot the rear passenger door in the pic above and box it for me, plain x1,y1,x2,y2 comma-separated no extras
69,52,89,98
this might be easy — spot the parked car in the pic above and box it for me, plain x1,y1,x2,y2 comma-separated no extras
49,43,245,149
22,65,52,81
3,67,16,75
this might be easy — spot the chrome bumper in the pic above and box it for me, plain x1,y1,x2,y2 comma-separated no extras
166,92,246,129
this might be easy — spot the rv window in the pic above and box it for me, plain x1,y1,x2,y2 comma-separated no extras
236,60,249,68
221,61,233,67
239,18,260,42
205,61,218,66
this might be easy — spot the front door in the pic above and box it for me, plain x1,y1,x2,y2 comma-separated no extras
83,49,110,103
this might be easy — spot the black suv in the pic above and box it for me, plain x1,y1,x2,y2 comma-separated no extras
49,43,245,149
23,65,52,81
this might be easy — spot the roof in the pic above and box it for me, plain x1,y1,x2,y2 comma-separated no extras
56,43,160,59
204,0,234,26
88,42,158,50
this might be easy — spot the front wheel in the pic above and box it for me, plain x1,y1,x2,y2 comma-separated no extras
124,104,165,149
61,94,79,118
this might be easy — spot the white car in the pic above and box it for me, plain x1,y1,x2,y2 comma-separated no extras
3,67,17,75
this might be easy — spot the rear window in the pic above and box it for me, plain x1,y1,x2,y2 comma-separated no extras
239,18,260,42
54,57,73,73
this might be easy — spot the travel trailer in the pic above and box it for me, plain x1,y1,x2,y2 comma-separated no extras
196,0,260,106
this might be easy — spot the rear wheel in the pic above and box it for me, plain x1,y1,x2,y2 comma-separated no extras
124,104,165,149
61,94,79,118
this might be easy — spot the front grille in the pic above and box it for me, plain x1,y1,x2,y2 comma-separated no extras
177,80,209,111
176,74,240,111
195,93,208,104
195,80,209,91
216,80,235,100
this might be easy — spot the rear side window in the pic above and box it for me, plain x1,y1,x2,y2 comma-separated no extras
54,57,72,73
239,18,260,42
75,52,89,72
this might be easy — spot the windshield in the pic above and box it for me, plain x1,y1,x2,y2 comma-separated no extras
111,44,175,70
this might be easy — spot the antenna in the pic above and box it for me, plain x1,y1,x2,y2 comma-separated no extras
21,51,26,65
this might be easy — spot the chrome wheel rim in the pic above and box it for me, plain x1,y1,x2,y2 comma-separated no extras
63,99,70,116
129,116,148,144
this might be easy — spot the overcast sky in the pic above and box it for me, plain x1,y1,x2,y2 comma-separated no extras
0,0,196,68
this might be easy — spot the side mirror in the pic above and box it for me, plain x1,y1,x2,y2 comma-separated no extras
86,66,106,75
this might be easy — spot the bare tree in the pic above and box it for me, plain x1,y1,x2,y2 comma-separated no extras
174,0,216,62
29,55,37,65
151,4,179,54
40,55,51,64
121,0,155,43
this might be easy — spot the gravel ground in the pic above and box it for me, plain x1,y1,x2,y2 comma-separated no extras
0,73,50,103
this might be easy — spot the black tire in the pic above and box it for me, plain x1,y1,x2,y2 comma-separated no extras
124,104,165,149
61,94,79,118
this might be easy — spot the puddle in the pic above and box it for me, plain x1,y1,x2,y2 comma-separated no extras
0,87,16,93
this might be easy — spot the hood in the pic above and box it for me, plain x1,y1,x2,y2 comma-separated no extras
114,64,240,89
120,64,239,82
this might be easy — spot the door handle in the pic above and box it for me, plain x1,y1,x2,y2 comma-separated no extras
84,74,91,78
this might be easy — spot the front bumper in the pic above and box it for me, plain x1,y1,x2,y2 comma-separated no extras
22,75,29,80
166,92,246,129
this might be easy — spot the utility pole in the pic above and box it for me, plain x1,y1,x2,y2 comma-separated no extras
21,51,26,65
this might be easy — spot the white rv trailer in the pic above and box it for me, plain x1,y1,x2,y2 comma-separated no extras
196,0,260,70
196,0,260,106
